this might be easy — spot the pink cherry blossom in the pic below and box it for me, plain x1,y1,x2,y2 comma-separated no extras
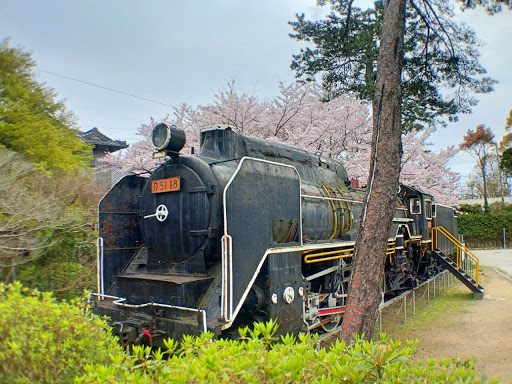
105,81,459,205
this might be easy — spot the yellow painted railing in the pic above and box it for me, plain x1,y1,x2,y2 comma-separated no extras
431,226,480,286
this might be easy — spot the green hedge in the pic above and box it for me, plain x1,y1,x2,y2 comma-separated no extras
18,261,95,301
458,211,512,248
0,286,497,383
0,283,123,383
77,321,497,384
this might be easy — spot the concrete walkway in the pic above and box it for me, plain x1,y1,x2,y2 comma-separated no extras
471,249,512,277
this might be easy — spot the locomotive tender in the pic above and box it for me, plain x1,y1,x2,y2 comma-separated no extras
93,123,457,346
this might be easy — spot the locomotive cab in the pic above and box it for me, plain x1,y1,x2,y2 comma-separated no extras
399,185,433,241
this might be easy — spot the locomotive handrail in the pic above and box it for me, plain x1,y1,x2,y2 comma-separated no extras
300,193,364,204
221,157,303,324
431,226,480,286
221,234,233,321
303,240,396,264
97,237,104,295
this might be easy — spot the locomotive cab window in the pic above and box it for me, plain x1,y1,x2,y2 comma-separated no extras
425,199,432,219
410,197,421,214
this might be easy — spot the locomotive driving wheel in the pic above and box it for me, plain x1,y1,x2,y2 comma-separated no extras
320,282,345,333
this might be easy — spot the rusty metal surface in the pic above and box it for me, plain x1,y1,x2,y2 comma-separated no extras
99,175,146,292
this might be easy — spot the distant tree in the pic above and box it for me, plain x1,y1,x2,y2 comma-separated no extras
109,81,459,204
460,124,496,210
461,173,480,199
500,148,512,175
498,110,512,150
289,0,497,131
498,110,512,181
0,39,92,173
466,158,510,199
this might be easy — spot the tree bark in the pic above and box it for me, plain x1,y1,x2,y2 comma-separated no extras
481,163,489,210
340,0,406,342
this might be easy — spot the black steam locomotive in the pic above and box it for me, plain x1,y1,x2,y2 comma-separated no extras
93,123,458,346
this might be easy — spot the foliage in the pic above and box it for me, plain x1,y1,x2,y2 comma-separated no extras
76,320,496,383
459,203,483,214
460,125,497,209
17,262,95,301
0,148,104,289
499,110,512,174
500,147,512,175
462,159,509,200
458,210,512,247
498,110,512,151
458,211,512,239
0,284,495,383
488,201,512,213
460,125,496,150
108,81,460,205
401,127,460,206
0,39,92,173
458,0,512,14
289,0,496,131
0,283,123,384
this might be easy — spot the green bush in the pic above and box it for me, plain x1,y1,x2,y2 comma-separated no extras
0,283,123,383
77,320,497,384
458,211,512,248
0,289,496,384
459,204,483,214
18,262,95,301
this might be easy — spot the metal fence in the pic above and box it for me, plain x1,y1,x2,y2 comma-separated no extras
377,270,455,332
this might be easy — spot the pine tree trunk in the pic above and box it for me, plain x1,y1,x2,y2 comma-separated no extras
340,0,406,342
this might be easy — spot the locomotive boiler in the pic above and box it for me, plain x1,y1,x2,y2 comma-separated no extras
93,123,453,346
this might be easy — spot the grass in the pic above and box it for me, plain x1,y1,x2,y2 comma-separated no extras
377,276,476,337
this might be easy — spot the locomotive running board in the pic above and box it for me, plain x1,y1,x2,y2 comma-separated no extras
91,292,208,333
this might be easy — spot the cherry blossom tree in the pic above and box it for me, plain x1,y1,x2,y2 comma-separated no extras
401,128,460,206
107,81,459,204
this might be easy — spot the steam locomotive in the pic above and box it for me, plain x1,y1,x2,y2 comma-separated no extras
92,123,457,346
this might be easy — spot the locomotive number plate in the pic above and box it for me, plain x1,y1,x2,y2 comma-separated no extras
151,177,181,193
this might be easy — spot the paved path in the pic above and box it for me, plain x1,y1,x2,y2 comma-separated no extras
472,249,512,277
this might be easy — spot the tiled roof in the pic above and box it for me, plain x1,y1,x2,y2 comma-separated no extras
79,127,128,150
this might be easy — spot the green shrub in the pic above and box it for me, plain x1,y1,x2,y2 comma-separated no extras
459,204,482,214
18,261,95,301
458,211,512,248
0,283,123,384
0,288,496,384
77,320,497,384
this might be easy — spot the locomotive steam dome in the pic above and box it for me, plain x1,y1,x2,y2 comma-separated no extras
152,123,186,153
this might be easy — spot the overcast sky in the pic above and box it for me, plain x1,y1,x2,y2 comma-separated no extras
1,1,511,184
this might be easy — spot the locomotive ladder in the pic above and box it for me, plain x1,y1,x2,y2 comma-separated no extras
431,226,485,299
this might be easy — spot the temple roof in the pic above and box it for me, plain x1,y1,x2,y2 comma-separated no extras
79,127,128,152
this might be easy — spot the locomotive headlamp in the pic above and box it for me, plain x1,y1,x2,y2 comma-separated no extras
151,123,186,154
